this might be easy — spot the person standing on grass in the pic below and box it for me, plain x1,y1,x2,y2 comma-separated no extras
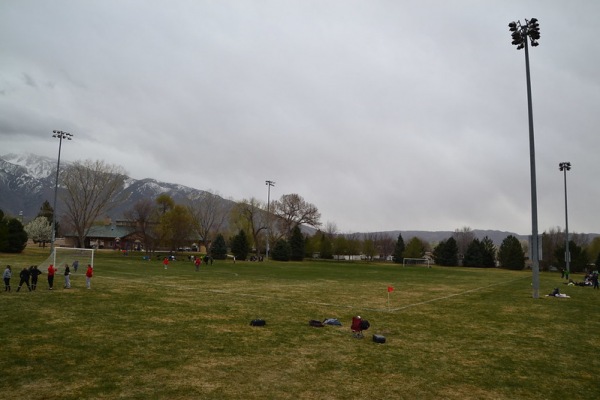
47,264,57,290
194,256,201,272
16,267,31,292
64,263,71,289
593,272,599,290
3,265,12,292
163,257,169,270
30,265,42,291
85,264,93,289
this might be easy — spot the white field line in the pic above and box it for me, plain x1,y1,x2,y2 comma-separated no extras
97,273,529,314
386,276,529,312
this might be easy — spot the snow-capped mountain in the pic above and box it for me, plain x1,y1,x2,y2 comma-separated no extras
0,153,235,222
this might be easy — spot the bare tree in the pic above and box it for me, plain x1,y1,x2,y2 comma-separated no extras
453,226,475,258
231,197,267,256
362,232,377,260
323,221,338,238
273,193,321,238
61,160,126,247
375,233,395,260
124,198,158,253
187,191,229,250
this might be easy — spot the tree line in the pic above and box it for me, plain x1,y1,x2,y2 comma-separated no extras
4,158,600,271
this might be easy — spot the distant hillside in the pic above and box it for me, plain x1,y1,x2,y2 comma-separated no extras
367,230,527,247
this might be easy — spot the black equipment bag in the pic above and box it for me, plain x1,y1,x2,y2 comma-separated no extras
250,319,266,326
372,334,386,344
309,319,324,327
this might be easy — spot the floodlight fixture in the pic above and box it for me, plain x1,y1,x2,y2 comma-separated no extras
559,161,571,171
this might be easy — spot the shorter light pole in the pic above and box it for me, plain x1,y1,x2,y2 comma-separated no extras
50,130,73,253
559,162,571,277
265,180,275,259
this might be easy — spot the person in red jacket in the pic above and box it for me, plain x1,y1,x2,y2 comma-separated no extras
85,264,93,289
163,257,169,270
47,264,57,290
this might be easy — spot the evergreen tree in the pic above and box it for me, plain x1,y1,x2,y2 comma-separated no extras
555,240,588,273
230,229,249,261
463,238,483,267
37,200,59,237
595,252,600,268
481,236,497,268
0,210,8,251
272,239,291,261
498,235,525,270
433,237,458,266
393,233,405,263
289,226,305,261
2,218,28,253
211,234,228,260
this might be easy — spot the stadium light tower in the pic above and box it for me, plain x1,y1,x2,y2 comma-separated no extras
50,130,73,253
265,180,275,259
508,18,541,298
559,162,571,277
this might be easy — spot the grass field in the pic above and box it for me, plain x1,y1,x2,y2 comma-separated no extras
1,248,599,400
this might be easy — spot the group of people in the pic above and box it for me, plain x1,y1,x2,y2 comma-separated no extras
3,263,94,292
3,265,43,292
163,255,214,271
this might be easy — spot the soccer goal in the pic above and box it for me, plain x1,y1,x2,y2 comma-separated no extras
403,257,431,268
38,247,95,273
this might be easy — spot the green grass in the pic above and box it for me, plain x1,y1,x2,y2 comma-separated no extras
1,248,599,400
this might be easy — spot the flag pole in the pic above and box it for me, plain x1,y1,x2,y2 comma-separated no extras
387,291,390,309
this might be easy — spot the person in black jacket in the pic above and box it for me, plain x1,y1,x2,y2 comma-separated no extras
16,267,31,292
30,265,43,291
64,264,71,289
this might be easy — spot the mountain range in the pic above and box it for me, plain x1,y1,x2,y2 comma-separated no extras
2,153,596,246
0,152,236,227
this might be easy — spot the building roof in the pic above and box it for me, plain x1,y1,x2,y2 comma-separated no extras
67,225,137,240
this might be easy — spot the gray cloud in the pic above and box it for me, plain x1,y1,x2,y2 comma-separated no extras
1,0,599,234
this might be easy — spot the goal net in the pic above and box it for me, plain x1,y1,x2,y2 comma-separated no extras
403,257,431,268
38,247,95,274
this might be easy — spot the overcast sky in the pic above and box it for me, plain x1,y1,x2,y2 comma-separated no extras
1,0,599,235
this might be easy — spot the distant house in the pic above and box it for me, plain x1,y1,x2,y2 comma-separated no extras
64,223,140,250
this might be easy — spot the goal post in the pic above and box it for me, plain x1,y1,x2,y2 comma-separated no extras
403,257,431,268
38,247,95,273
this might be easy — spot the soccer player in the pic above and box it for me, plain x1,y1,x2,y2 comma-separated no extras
85,264,93,289
47,264,57,290
16,267,31,292
3,265,11,292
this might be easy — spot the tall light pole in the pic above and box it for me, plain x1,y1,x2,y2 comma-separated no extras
508,18,541,298
559,162,571,277
265,180,275,259
50,130,73,253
